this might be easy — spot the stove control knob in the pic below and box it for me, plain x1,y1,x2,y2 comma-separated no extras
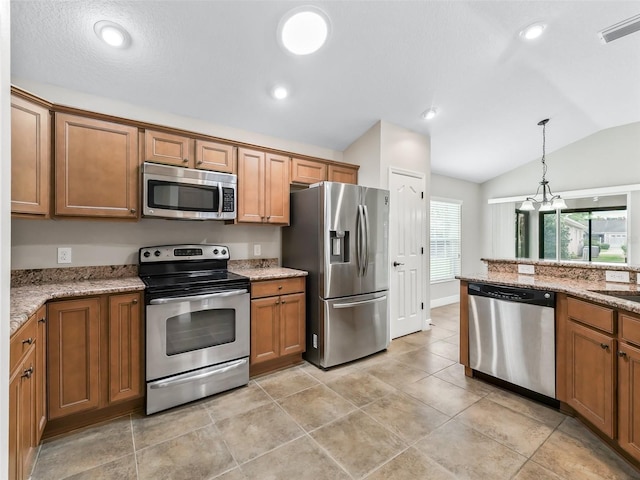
143,251,151,258
221,249,227,255
213,249,219,255
154,250,161,257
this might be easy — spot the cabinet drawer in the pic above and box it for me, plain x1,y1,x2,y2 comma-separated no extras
567,297,615,333
620,312,640,347
10,315,37,373
251,277,305,299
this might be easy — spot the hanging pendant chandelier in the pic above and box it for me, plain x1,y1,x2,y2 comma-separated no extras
519,119,567,211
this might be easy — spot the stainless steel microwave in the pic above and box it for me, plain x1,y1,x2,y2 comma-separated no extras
142,162,237,220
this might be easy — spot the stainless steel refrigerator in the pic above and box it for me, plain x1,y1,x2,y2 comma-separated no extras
282,182,390,368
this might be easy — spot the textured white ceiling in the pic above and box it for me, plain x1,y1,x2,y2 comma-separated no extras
10,1,640,183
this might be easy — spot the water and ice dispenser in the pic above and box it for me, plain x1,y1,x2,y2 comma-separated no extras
329,230,350,263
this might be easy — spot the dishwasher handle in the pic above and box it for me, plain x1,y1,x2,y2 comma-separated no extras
468,282,555,308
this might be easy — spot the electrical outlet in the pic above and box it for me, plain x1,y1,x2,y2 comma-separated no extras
57,247,72,264
517,264,535,275
605,270,630,283
253,244,261,256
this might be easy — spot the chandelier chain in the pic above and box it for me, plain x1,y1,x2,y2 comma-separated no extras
541,120,547,181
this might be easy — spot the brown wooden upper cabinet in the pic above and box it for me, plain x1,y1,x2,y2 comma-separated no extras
144,129,236,173
237,147,290,224
290,157,327,185
11,93,51,217
55,113,139,219
328,164,358,184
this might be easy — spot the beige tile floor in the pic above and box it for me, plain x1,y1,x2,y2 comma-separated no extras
30,304,640,480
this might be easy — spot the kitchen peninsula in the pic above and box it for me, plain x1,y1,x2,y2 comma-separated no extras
458,259,640,468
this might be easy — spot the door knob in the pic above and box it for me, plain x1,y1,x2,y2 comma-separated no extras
393,261,404,267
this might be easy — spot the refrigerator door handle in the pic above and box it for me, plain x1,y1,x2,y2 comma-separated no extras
332,295,387,309
363,204,370,277
356,205,365,277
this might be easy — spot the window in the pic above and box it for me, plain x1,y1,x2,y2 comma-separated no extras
539,206,627,263
515,210,530,258
430,199,461,283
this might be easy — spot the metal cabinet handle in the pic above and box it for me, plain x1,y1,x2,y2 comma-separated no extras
197,160,203,165
130,208,136,214
183,158,189,163
281,300,286,304
22,367,33,379
600,343,609,350
618,351,627,358
22,337,33,345
278,285,283,290
132,299,138,305
38,318,46,324
393,261,404,267
275,300,280,305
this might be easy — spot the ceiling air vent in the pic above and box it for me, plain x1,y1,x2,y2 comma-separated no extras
599,13,640,44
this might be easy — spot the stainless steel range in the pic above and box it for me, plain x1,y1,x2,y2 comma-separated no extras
139,244,250,414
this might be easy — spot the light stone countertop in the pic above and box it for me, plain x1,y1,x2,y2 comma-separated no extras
457,271,640,315
229,266,308,281
10,277,145,336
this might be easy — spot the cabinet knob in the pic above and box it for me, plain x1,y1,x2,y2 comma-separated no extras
21,367,33,379
197,160,203,165
275,300,280,305
618,351,627,358
281,300,286,304
267,216,271,220
22,337,33,345
278,285,283,290
130,208,137,214
38,317,46,324
183,158,189,163
132,299,138,305
600,343,609,350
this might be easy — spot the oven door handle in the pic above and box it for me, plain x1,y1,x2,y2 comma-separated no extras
149,289,248,305
149,358,248,389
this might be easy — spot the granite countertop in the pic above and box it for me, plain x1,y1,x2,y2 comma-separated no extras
229,266,308,281
10,277,145,336
458,271,640,315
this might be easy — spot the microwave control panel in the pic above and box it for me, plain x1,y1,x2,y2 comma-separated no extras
222,188,235,212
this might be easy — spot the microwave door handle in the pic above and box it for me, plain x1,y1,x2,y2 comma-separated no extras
218,182,223,216
149,289,248,305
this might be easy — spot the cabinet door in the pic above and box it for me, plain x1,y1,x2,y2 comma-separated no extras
108,293,142,404
280,292,305,356
55,113,139,218
237,148,265,223
250,297,280,364
566,320,615,438
265,153,290,225
291,157,326,185
35,306,47,444
11,95,51,216
328,164,358,184
618,342,640,460
195,140,235,173
48,298,101,419
9,365,20,480
144,129,191,167
18,349,36,480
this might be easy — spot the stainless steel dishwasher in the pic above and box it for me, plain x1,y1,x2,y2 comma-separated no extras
468,282,556,399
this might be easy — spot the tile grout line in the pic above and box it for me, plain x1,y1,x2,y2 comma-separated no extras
129,413,140,480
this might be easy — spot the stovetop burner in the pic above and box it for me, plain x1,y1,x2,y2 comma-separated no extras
138,244,250,299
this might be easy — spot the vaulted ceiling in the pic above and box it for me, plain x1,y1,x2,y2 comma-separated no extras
10,1,640,183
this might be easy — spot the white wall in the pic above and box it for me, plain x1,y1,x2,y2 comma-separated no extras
379,121,430,189
343,122,381,187
481,122,640,262
12,219,281,269
430,174,483,307
1,1,11,473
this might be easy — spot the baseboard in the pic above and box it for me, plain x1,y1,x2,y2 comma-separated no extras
431,294,460,308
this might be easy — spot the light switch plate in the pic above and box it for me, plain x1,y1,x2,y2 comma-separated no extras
518,264,535,275
605,270,630,283
253,244,261,256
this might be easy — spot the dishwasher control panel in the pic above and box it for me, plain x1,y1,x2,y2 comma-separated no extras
468,283,555,308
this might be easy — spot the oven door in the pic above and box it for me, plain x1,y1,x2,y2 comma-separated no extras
146,289,249,381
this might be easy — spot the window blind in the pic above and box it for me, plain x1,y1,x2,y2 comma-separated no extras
430,200,461,283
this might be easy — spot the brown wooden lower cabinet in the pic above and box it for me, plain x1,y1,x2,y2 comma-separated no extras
249,277,306,375
618,341,640,459
45,292,143,436
565,318,616,438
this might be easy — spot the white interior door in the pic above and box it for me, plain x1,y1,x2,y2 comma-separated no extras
389,168,425,339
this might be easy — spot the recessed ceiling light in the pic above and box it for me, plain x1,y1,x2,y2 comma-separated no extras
520,23,546,41
272,86,289,100
94,20,131,48
421,108,438,120
278,6,330,55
